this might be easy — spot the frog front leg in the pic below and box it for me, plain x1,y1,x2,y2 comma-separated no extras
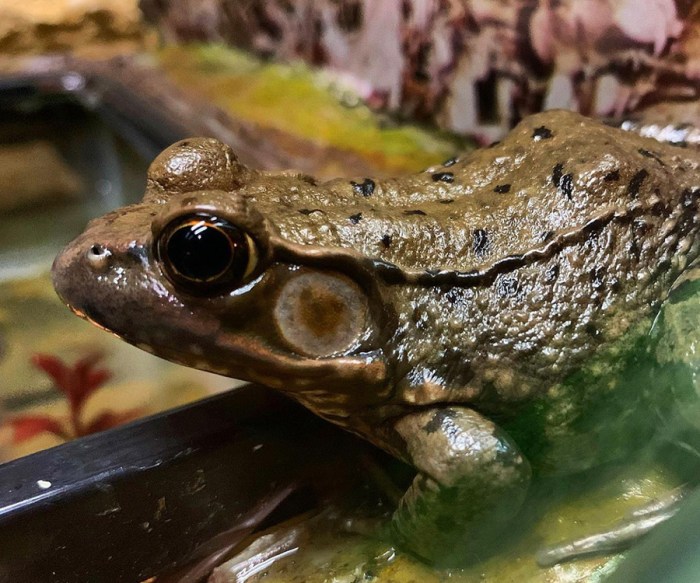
390,406,531,565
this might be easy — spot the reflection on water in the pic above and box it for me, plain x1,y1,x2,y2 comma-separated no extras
0,94,148,280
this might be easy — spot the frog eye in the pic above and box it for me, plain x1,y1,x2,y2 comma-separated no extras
156,213,258,293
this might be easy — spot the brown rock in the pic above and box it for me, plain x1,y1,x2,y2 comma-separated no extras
0,0,147,56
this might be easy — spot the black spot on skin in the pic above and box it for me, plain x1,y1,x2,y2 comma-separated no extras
438,199,454,204
540,230,555,242
381,234,392,248
551,162,574,199
638,148,664,165
445,288,461,305
545,264,560,282
628,239,640,259
351,178,376,196
604,170,620,182
590,266,606,290
442,157,457,167
424,269,441,276
552,163,564,187
657,258,672,273
404,209,427,216
585,322,601,337
298,208,322,215
472,228,490,258
627,169,649,197
494,183,511,193
423,409,458,434
497,276,520,298
348,212,362,224
432,172,454,183
533,126,553,140
610,276,621,293
682,187,699,208
633,218,651,236
585,227,601,244
560,173,574,200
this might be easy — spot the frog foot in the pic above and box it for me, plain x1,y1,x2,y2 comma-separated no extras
536,486,687,567
390,406,531,565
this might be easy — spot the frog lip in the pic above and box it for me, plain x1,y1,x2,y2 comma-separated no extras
56,293,122,339
60,286,388,389
143,330,388,389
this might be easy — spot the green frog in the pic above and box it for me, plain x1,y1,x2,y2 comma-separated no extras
52,110,700,565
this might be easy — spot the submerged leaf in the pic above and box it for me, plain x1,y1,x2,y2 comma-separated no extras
8,415,70,443
31,352,112,412
83,409,143,435
31,353,71,394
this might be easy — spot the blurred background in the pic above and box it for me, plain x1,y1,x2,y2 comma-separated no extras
1,2,699,582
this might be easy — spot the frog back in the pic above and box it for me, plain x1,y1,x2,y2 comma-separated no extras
253,110,700,278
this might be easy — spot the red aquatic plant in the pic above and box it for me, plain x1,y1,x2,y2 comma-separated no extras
7,351,143,443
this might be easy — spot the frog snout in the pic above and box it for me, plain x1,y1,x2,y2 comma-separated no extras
52,238,112,311
51,251,68,305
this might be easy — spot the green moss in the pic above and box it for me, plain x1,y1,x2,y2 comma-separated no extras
650,268,700,431
655,267,700,364
156,44,470,174
504,316,660,475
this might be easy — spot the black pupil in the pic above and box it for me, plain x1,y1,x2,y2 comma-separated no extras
166,219,245,282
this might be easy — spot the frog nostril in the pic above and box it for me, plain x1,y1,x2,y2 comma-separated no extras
86,244,112,271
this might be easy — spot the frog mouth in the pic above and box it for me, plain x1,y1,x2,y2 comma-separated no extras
160,331,389,395
61,298,136,346
65,291,389,397
65,303,110,334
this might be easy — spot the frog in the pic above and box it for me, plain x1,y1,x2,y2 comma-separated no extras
52,110,700,565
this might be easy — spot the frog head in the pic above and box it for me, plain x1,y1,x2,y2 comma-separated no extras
52,138,391,409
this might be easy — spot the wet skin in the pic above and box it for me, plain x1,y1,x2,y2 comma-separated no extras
53,111,700,564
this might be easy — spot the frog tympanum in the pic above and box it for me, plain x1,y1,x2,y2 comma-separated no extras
53,111,700,565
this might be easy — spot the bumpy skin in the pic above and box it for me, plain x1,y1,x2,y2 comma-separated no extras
52,111,700,564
